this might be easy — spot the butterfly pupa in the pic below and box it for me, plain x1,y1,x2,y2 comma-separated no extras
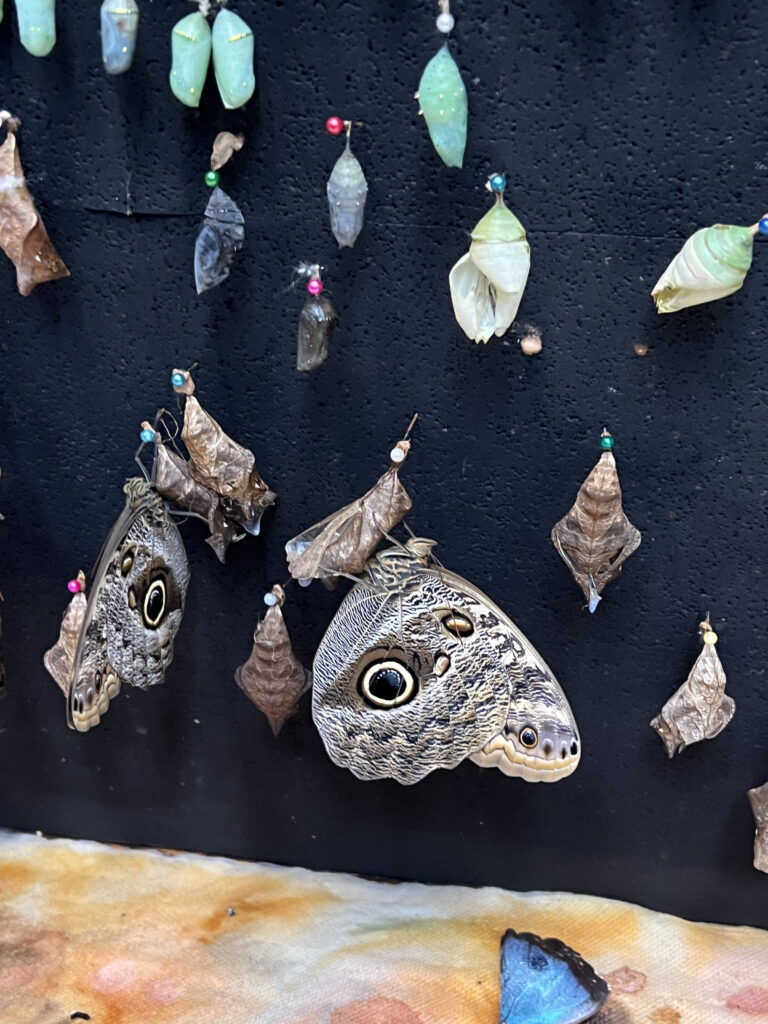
285,436,413,582
170,367,277,539
650,618,735,758
211,8,255,109
326,120,368,248
100,0,139,74
195,133,245,294
551,432,640,612
449,174,530,343
651,217,768,313
16,0,56,55
234,585,312,735
170,10,212,107
296,267,339,372
0,112,69,296
416,42,467,167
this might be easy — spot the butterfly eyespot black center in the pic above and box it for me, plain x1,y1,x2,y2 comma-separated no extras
94,673,102,693
571,741,578,755
142,578,167,628
120,549,135,576
520,727,538,748
440,612,474,638
359,660,418,709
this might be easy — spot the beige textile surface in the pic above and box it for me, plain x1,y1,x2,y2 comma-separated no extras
0,831,766,1024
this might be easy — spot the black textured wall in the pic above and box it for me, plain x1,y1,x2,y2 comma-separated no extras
0,0,767,930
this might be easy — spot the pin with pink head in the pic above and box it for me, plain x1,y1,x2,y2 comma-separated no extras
67,570,86,595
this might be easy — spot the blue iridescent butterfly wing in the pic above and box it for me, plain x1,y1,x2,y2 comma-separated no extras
499,930,609,1024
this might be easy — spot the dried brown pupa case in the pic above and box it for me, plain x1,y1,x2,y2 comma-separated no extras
234,585,311,735
748,780,768,874
551,436,641,612
173,368,276,541
650,619,735,758
285,439,412,582
43,571,87,696
0,112,69,296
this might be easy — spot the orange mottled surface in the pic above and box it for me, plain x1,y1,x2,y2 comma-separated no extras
0,831,766,1024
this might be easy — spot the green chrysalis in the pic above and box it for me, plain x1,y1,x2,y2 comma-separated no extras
652,223,757,313
212,9,255,110
16,0,56,57
416,43,467,168
169,11,212,108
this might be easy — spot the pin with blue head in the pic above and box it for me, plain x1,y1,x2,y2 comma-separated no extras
139,424,157,444
757,216,768,237
498,929,609,1024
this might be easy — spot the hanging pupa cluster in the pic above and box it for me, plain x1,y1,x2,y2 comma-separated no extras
170,0,255,109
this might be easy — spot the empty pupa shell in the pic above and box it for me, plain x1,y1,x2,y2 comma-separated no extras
327,143,368,248
16,0,56,56
170,11,212,108
194,187,245,294
212,8,255,110
449,196,530,343
297,293,339,372
416,43,467,168
652,223,755,313
100,0,139,75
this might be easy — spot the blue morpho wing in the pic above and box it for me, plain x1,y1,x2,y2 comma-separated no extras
499,930,609,1024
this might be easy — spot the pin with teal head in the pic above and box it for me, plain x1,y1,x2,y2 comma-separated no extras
487,172,507,195
600,429,614,451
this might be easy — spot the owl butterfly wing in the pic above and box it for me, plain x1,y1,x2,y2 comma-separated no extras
312,553,510,784
68,483,190,732
438,570,581,781
499,930,609,1024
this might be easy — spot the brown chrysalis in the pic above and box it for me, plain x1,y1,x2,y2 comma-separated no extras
551,431,641,612
147,369,276,561
43,571,87,696
285,427,415,583
234,585,311,735
650,617,735,758
0,111,69,296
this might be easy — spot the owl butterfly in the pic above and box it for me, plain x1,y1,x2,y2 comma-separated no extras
43,479,190,731
147,367,276,561
313,537,580,785
498,930,609,1024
